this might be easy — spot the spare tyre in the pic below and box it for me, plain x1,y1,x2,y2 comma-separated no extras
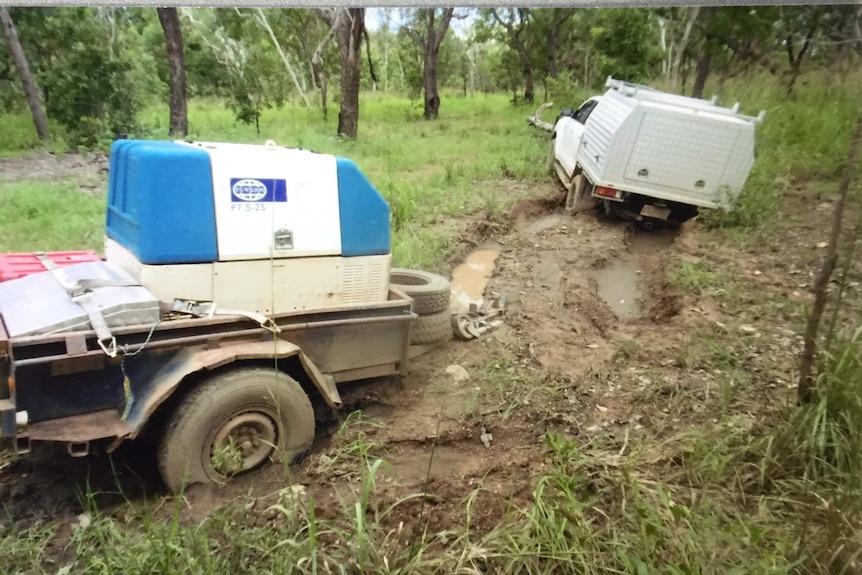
410,309,452,345
390,268,451,315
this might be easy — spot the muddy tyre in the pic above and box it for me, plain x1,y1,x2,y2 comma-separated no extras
410,309,452,345
565,174,599,214
158,367,315,494
390,268,451,316
547,136,556,173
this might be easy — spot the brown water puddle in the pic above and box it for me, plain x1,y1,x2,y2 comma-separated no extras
450,244,501,312
591,259,643,320
589,227,676,321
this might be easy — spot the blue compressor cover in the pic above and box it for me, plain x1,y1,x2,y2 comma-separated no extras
106,140,391,264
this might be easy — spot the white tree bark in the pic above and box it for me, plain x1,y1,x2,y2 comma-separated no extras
252,8,312,110
670,7,700,93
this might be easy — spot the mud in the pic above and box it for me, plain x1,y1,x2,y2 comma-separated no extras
592,261,643,320
449,243,502,311
1,172,809,549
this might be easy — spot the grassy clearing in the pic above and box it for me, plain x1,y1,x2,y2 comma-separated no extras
2,72,862,573
0,181,105,253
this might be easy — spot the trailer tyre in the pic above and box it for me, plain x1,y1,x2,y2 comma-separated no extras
158,367,315,494
390,268,451,316
410,309,453,345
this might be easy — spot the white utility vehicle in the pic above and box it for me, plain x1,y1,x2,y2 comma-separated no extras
548,77,765,228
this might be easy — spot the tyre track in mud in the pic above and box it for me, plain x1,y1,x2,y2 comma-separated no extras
0,190,687,535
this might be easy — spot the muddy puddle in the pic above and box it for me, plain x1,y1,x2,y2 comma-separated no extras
590,227,677,321
593,261,643,320
450,243,501,311
523,213,566,236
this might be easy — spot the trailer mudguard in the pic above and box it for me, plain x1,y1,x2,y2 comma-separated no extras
123,339,342,439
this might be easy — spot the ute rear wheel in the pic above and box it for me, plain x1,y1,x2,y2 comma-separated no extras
565,173,599,215
158,367,315,494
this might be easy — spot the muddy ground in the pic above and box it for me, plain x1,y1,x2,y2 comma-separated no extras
0,157,848,553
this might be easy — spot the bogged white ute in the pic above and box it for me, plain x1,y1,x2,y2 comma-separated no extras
549,77,766,228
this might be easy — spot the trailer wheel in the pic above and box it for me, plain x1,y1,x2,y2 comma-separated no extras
390,268,451,315
157,367,315,494
410,309,452,345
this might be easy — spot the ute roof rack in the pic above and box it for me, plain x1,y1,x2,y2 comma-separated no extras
605,76,766,124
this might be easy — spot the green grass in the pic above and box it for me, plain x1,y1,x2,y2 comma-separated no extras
0,180,105,253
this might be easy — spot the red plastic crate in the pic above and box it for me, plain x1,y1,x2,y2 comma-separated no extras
0,251,104,282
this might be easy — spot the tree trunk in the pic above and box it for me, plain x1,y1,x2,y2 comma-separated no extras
522,52,534,104
253,9,312,111
670,6,700,93
798,112,862,403
423,48,440,119
783,9,820,96
547,28,558,80
855,6,862,56
157,8,188,138
490,9,533,103
336,8,364,139
0,7,50,142
404,9,454,120
546,8,573,81
691,47,711,99
312,14,338,121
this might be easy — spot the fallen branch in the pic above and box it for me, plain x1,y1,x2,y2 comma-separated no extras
527,102,554,132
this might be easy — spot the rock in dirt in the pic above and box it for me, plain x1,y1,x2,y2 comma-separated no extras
76,513,91,529
480,427,493,448
445,364,470,382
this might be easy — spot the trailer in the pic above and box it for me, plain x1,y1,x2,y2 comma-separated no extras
548,77,766,227
0,139,453,493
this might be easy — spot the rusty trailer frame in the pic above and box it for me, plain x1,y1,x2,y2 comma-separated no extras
0,287,419,454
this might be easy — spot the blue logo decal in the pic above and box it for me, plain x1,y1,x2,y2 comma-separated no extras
230,178,287,202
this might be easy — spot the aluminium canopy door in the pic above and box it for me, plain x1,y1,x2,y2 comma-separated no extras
621,107,755,208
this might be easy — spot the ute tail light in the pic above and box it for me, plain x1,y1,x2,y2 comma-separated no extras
595,186,622,200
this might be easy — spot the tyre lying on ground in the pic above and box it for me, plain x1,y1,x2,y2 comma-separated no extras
410,309,453,345
390,268,453,344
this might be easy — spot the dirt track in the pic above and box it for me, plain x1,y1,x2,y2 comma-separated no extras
3,163,832,549
0,178,721,531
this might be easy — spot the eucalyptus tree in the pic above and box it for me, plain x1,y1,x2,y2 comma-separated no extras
0,6,49,141
316,8,368,138
401,8,457,120
157,7,187,137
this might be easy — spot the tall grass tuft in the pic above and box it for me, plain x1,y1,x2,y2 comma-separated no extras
771,326,862,485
